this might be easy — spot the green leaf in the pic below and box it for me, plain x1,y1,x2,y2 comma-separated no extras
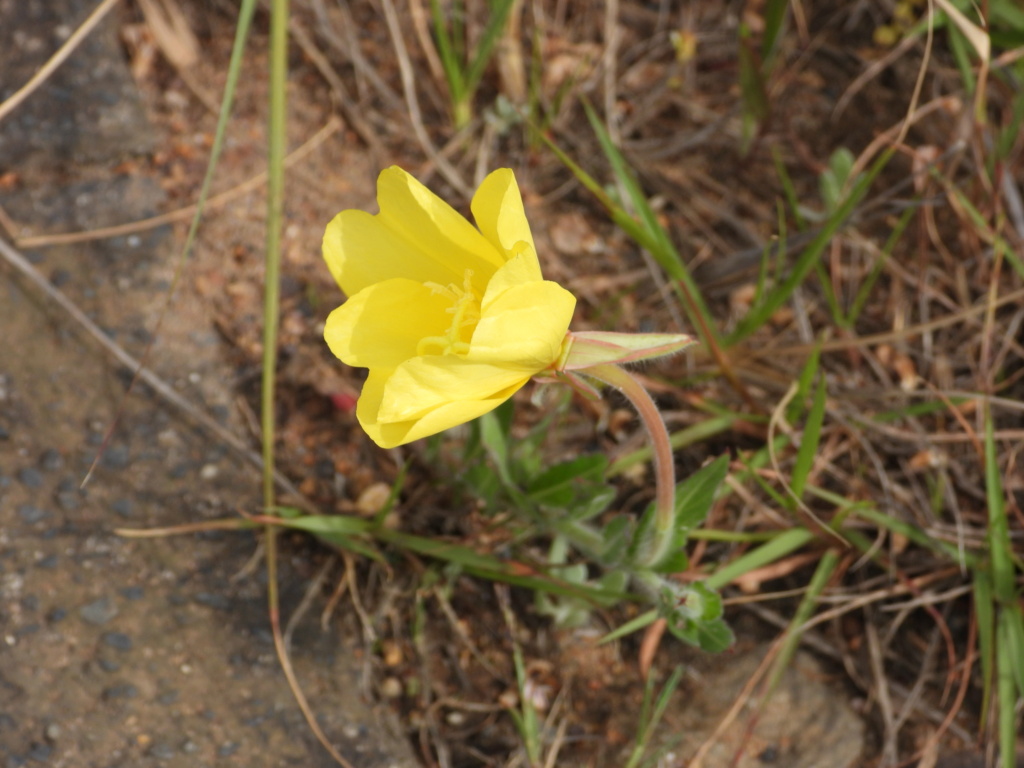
1001,604,1024,697
819,147,857,212
600,515,634,565
790,373,827,502
480,409,512,486
674,455,730,530
973,570,995,728
706,527,815,591
653,539,689,574
693,617,735,653
527,454,608,506
566,486,617,524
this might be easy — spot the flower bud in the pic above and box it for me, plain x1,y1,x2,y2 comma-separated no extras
556,331,696,372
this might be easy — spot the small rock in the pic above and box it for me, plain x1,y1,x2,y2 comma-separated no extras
148,743,175,759
102,632,132,651
54,489,80,512
50,268,72,287
380,677,403,699
218,742,239,757
111,499,133,518
102,684,138,700
26,743,52,761
356,482,392,516
156,690,179,706
120,586,143,601
16,504,47,524
38,449,63,471
99,445,130,470
194,592,229,611
79,597,118,626
46,607,66,623
16,468,43,488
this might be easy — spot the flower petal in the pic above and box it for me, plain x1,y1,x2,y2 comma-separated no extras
365,393,517,448
471,169,541,279
377,357,530,423
324,279,452,368
480,250,545,313
323,168,506,297
470,280,576,368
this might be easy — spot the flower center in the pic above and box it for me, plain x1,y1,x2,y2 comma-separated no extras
416,271,480,357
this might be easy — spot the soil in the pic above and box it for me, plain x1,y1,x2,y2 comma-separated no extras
0,3,411,765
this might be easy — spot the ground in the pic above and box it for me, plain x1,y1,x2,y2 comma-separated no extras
1,1,1022,767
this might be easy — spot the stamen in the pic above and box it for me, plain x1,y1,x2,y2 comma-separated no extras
416,270,480,357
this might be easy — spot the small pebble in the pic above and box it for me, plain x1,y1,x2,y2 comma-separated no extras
46,607,66,623
79,597,118,626
54,490,79,512
36,555,58,569
217,742,239,757
44,723,61,742
379,677,403,699
180,740,199,754
148,743,175,759
100,445,130,470
17,504,47,524
26,744,52,761
38,449,63,471
102,684,138,700
102,632,133,651
50,268,72,287
20,596,39,612
16,468,43,488
156,690,179,706
120,586,143,601
111,499,133,518
194,592,229,611
168,462,190,479
98,659,120,673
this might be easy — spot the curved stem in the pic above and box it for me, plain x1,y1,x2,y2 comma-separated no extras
583,364,676,566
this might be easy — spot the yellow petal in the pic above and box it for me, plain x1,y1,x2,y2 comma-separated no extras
324,279,452,368
480,248,552,314
470,280,576,368
357,363,525,448
471,169,541,279
367,394,517,448
323,167,506,297
377,357,530,423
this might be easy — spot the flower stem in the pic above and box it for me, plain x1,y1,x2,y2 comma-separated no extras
583,364,676,567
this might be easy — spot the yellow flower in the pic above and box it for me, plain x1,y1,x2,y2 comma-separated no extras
323,167,576,448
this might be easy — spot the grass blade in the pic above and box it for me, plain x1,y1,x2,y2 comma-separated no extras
790,373,826,502
706,527,815,591
727,148,895,345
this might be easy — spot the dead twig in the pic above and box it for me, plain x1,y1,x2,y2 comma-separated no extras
378,0,471,198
